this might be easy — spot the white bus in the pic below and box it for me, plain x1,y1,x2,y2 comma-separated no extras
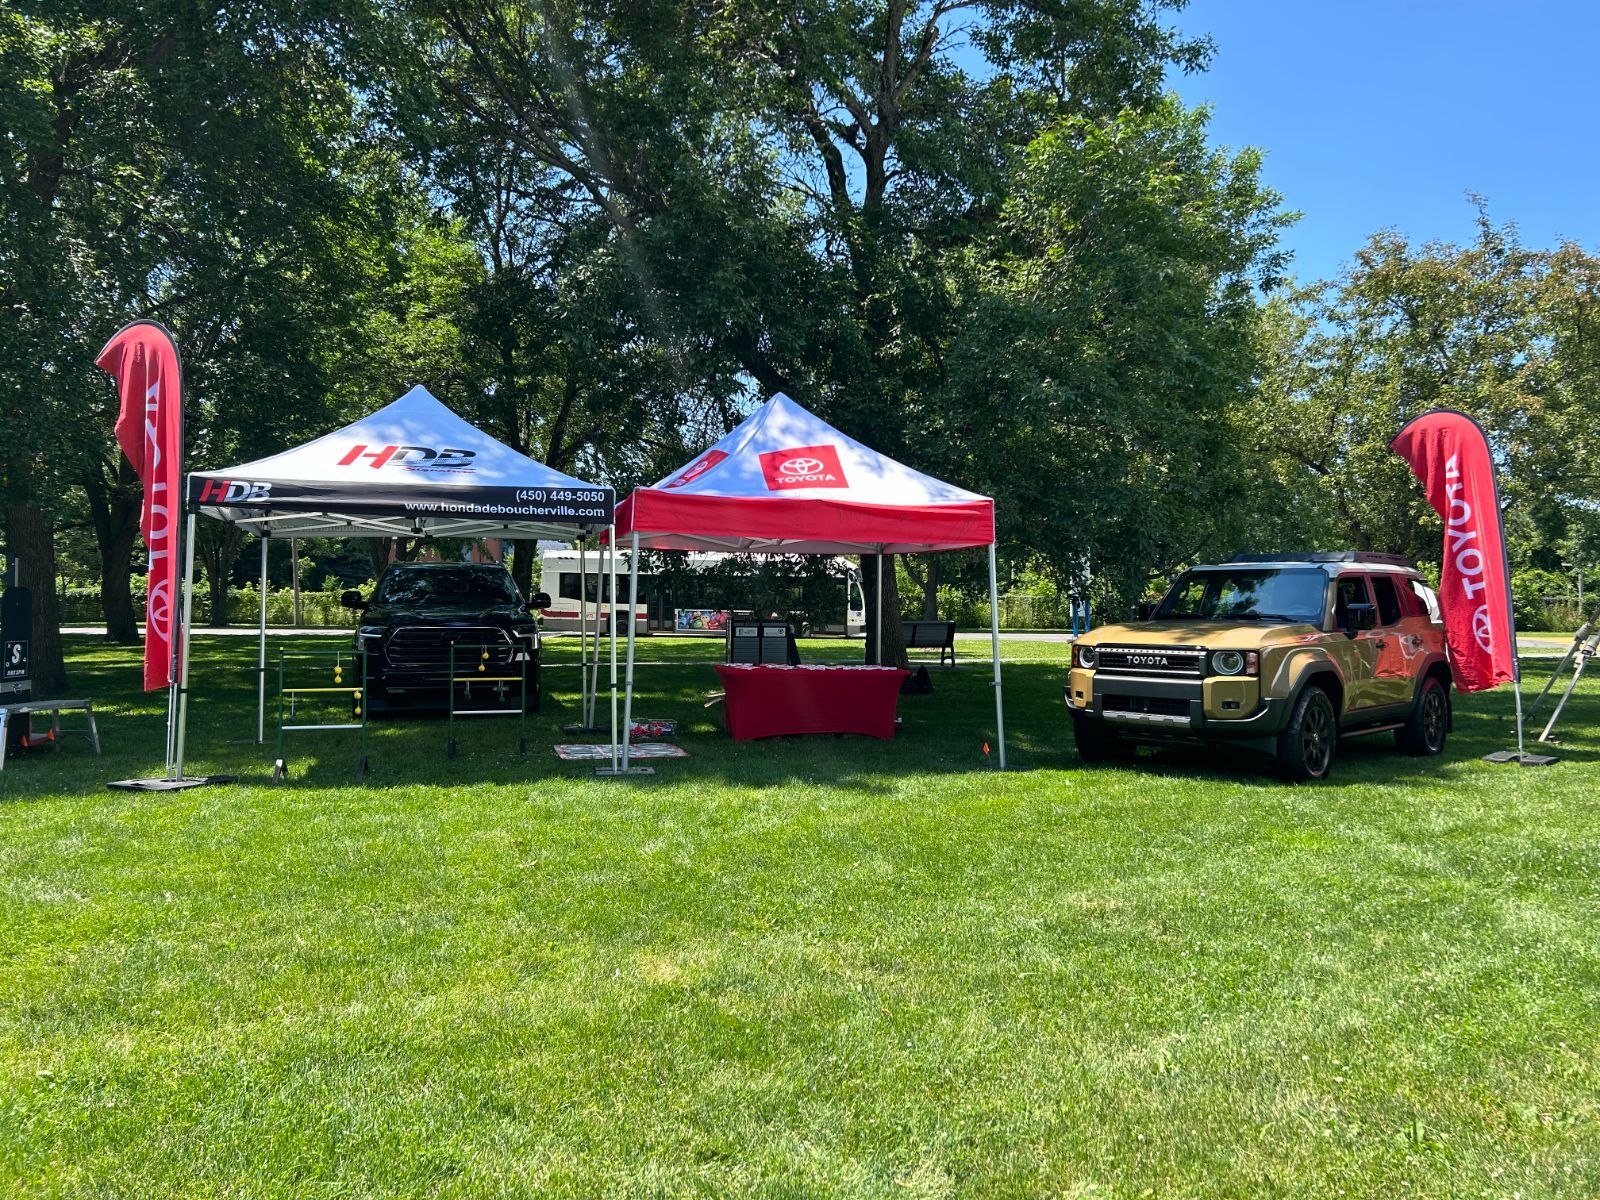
537,549,866,636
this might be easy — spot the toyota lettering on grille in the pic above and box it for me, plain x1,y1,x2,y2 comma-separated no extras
1128,654,1170,668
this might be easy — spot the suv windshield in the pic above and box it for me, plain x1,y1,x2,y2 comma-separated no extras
1155,568,1326,625
373,566,522,609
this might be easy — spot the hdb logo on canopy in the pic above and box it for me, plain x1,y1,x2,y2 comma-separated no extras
196,479,273,504
338,444,477,473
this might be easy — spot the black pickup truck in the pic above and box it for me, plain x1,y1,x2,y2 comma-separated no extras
342,563,550,715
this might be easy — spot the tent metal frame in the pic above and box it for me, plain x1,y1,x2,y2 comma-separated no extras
171,500,617,780
608,534,1006,775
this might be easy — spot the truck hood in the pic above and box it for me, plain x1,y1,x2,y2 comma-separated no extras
1081,620,1319,650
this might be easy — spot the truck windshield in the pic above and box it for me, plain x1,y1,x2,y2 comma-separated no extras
373,567,521,609
1155,568,1325,624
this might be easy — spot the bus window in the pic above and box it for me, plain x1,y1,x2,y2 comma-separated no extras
558,572,582,601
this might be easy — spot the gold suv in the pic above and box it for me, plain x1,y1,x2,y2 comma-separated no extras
1065,553,1452,781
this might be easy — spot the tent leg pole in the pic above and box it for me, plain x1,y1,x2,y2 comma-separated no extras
989,543,1006,772
875,551,884,665
174,510,198,780
257,535,268,745
290,536,302,626
590,541,603,728
621,532,640,772
608,527,619,774
578,539,590,726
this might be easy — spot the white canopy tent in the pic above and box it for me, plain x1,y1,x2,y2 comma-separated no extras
175,386,619,773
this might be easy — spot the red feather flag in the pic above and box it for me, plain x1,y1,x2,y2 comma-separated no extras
1390,409,1517,693
95,322,184,692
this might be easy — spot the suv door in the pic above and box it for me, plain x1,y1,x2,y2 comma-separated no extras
1330,574,1383,713
1366,574,1416,708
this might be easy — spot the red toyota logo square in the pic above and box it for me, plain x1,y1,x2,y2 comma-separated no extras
758,444,849,491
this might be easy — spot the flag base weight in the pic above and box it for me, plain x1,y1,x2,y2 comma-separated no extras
593,765,656,777
107,774,235,792
1482,751,1558,767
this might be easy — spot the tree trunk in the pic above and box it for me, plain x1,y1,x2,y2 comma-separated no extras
861,553,909,668
368,537,393,581
290,539,303,626
4,502,67,695
196,522,247,627
922,555,940,620
511,538,536,599
84,458,143,643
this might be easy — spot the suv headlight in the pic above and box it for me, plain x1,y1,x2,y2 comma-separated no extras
1074,643,1097,669
1210,650,1259,676
357,626,385,653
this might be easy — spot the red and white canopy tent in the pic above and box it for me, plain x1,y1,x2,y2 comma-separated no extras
608,392,1005,772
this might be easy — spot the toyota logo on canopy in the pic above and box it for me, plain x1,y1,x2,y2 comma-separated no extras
759,444,849,491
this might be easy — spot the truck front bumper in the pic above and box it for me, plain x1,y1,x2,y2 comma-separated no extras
1064,669,1291,748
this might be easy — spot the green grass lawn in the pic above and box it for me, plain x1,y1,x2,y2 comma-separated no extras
3,634,1598,1198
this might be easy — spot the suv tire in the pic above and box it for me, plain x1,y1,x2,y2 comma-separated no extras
1275,685,1337,782
1073,715,1134,764
1396,675,1449,756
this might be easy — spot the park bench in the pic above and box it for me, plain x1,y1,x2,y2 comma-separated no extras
902,619,956,667
0,698,102,771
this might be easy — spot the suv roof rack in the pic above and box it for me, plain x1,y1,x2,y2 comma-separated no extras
1227,551,1415,567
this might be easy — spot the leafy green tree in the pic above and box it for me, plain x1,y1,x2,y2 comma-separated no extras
935,99,1290,609
1246,209,1600,587
2,2,448,654
395,0,1258,660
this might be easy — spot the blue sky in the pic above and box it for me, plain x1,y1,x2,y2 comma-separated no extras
1168,0,1600,285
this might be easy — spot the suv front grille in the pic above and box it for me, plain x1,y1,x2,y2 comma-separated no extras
1094,646,1206,677
385,626,517,672
1103,693,1191,718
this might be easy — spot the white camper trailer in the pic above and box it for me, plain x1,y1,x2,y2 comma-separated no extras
537,549,866,636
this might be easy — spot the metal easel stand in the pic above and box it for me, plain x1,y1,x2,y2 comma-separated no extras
272,647,368,782
1532,623,1600,745
447,641,529,761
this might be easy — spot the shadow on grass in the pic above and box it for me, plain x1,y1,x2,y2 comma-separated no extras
4,636,1596,801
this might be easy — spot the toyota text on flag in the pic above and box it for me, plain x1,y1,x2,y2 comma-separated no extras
1390,409,1517,692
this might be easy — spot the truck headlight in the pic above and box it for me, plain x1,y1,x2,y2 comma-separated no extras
357,627,385,653
1075,644,1097,669
1210,650,1258,676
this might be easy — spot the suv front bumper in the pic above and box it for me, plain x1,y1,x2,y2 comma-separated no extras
1064,668,1292,745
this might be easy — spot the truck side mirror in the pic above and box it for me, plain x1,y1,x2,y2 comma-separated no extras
528,592,552,611
340,589,367,611
1133,601,1156,621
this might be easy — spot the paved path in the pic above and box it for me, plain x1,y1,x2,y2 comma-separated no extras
62,626,1579,658
64,626,1078,642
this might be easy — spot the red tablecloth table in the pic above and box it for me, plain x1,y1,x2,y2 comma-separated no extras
713,664,910,741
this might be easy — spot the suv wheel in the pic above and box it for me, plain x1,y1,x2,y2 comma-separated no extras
1275,685,1337,782
1073,716,1134,764
1396,675,1449,756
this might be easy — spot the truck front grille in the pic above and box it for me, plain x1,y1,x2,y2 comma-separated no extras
385,627,517,672
1095,646,1206,677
